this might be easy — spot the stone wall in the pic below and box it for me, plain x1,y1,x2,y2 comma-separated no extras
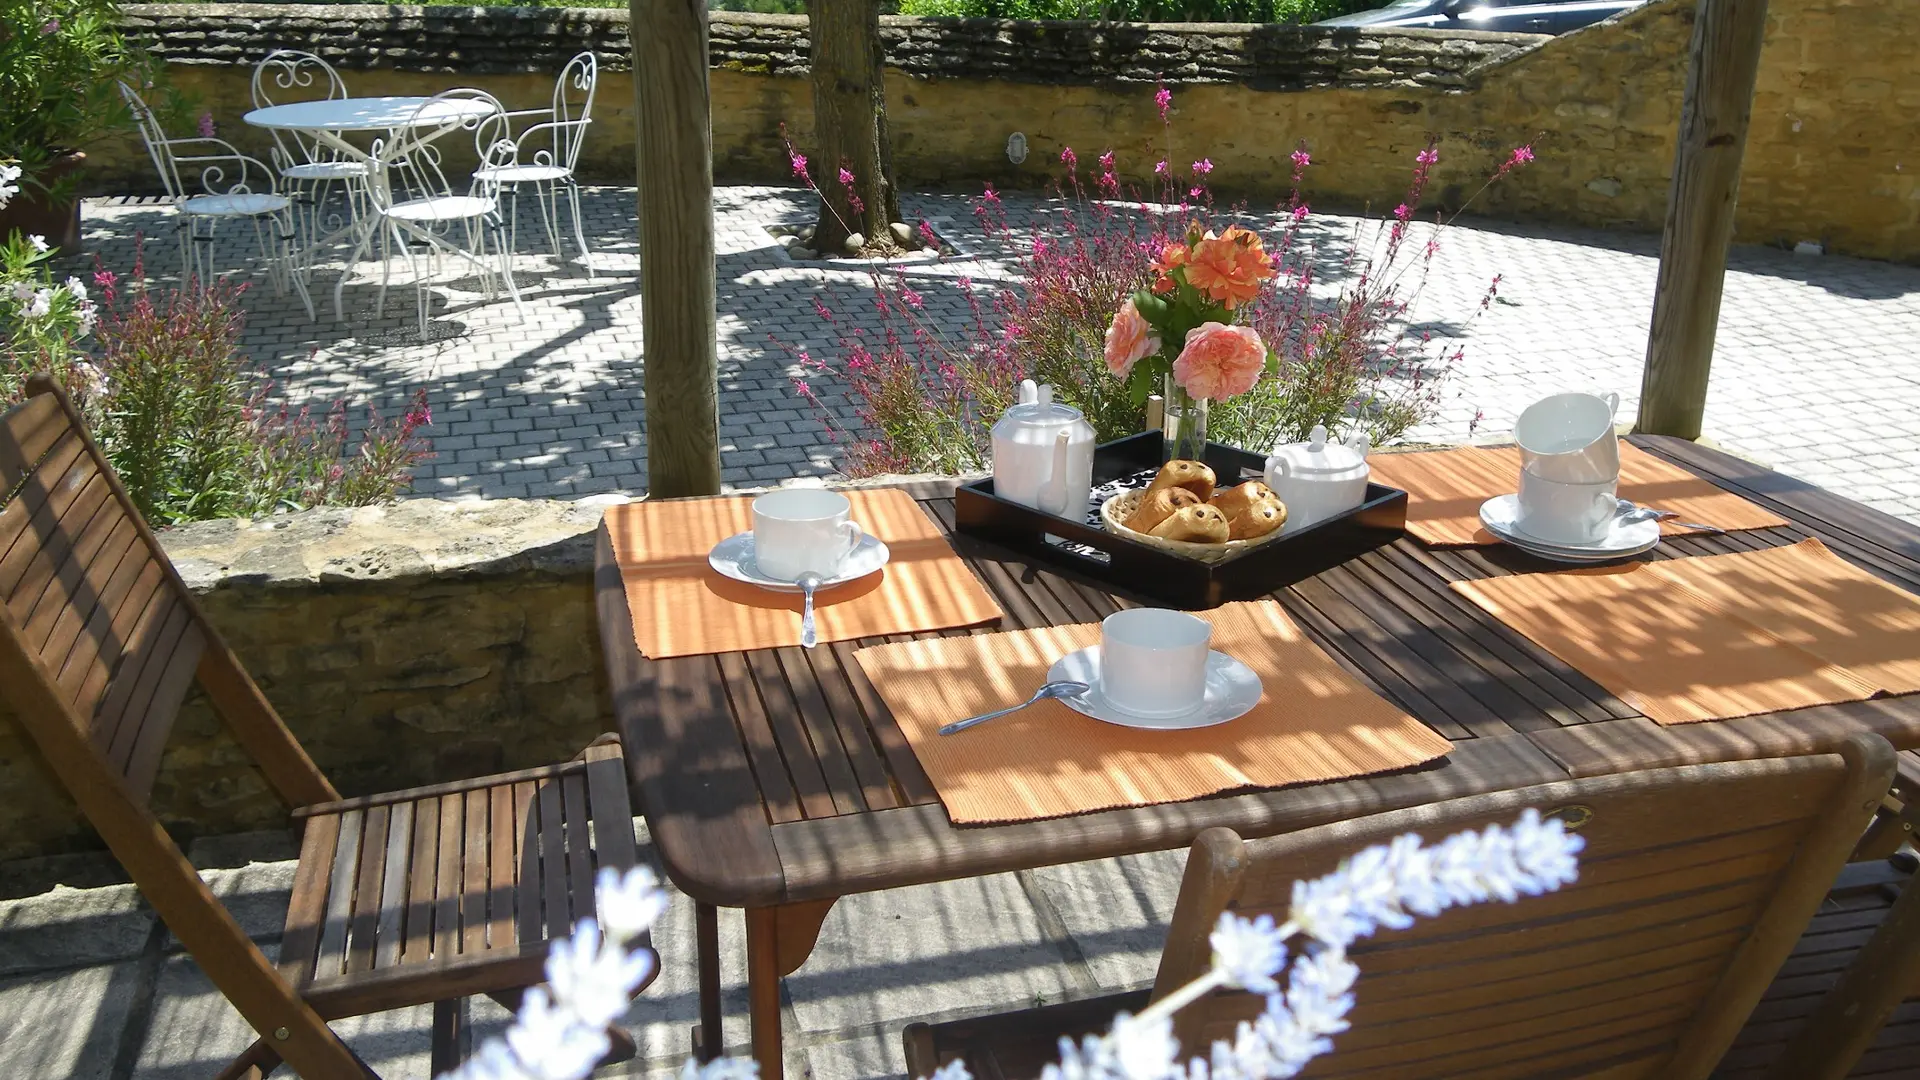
84,1,1920,261
0,498,617,862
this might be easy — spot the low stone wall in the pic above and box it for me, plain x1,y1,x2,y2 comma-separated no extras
86,1,1920,261
0,497,617,862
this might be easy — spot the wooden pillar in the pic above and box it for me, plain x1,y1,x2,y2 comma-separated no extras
1635,0,1770,439
632,0,722,496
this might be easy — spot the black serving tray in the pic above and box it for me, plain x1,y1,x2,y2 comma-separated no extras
954,431,1407,610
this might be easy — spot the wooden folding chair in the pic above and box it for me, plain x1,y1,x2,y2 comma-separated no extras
905,733,1898,1080
0,378,652,1079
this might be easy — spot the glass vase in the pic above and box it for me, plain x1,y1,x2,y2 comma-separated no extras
1161,374,1210,463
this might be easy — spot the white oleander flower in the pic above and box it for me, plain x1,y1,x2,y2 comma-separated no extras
0,163,18,208
64,276,86,301
75,298,98,335
9,280,31,301
25,288,52,318
27,234,49,254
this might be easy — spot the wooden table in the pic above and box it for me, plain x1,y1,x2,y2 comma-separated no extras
595,435,1920,1079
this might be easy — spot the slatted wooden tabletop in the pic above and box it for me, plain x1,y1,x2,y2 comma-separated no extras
598,436,1920,912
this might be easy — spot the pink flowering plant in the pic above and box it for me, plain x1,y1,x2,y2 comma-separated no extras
1,238,433,523
791,82,1534,477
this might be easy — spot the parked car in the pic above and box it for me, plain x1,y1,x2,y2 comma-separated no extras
1315,0,1647,34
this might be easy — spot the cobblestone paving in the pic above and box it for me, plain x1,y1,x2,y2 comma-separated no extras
75,185,1920,522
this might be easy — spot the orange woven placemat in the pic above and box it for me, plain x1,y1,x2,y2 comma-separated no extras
1451,539,1920,726
854,600,1454,824
1367,443,1790,547
605,488,1002,659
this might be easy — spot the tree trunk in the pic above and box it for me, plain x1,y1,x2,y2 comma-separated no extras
808,0,900,256
632,0,722,496
1636,0,1769,440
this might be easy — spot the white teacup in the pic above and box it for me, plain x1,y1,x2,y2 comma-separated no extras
1517,471,1618,545
1515,391,1621,485
1098,608,1211,718
751,489,863,582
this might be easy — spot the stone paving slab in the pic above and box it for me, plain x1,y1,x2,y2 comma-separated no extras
0,961,145,1080
72,185,1920,524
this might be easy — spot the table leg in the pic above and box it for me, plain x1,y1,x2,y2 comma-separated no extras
744,899,839,1080
695,901,722,1062
746,907,785,1080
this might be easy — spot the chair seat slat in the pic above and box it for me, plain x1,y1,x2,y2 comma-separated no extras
313,807,365,983
402,793,442,967
431,792,465,962
373,800,415,972
537,779,569,941
561,771,595,928
486,783,516,952
460,787,490,957
345,804,392,976
279,809,343,989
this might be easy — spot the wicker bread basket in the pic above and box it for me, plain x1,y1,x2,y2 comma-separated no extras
1100,489,1288,564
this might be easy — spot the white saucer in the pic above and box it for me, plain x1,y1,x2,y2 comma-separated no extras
1478,495,1660,563
708,532,891,592
1045,646,1262,731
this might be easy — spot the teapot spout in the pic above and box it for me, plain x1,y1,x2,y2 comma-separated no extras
1036,430,1072,515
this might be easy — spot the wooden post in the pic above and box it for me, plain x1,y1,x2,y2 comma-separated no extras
632,0,722,496
1636,0,1770,439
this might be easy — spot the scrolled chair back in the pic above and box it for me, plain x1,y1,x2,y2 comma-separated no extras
249,49,352,173
369,88,504,214
118,80,281,205
548,51,599,173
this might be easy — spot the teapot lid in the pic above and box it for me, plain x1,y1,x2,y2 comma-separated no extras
1269,424,1370,478
996,380,1086,430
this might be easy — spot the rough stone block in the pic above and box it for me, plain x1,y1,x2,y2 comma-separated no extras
0,884,153,976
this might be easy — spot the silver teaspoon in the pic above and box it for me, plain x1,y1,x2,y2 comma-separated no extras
939,681,1091,736
798,572,822,649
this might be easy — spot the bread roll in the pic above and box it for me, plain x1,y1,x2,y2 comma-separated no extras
1123,486,1200,533
1225,498,1287,540
1149,504,1231,544
1145,459,1217,502
1211,480,1277,520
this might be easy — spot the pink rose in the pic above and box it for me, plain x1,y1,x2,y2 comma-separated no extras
1103,298,1160,378
1174,322,1266,401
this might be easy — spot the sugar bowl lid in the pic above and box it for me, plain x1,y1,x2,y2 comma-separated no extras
1268,424,1371,479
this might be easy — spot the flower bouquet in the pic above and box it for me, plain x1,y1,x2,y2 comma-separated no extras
1104,222,1279,462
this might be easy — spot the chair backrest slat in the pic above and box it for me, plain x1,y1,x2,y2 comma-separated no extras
0,392,66,498
1151,738,1894,1080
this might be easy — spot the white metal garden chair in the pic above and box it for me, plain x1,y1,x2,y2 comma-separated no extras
249,49,369,262
470,51,599,278
118,82,314,319
364,88,523,339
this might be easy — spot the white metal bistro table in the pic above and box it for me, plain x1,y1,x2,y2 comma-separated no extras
243,96,522,323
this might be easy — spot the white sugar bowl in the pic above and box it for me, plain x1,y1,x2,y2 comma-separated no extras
1264,424,1372,534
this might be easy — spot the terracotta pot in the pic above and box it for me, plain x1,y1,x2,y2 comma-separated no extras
0,150,86,253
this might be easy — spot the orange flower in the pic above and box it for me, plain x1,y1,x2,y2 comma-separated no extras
1185,227,1275,310
1151,242,1189,276
1174,322,1266,401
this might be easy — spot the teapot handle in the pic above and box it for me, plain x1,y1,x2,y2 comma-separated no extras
1036,429,1071,516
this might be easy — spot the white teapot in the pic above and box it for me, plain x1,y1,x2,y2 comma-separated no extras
1264,423,1371,534
991,380,1096,517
